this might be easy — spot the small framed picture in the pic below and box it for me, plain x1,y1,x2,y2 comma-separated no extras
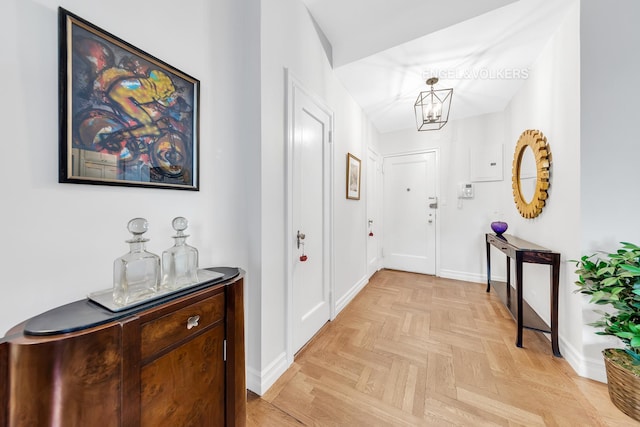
346,153,361,200
58,8,200,190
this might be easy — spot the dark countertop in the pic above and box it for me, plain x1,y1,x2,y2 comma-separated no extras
20,267,239,336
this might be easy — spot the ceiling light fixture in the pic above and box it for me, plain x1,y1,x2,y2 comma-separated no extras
414,77,453,131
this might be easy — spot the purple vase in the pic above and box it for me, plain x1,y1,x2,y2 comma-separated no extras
491,221,508,235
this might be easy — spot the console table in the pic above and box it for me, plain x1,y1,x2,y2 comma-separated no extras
485,234,561,357
0,267,246,426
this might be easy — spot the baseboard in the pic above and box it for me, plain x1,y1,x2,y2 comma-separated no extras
559,335,608,383
438,269,489,284
245,351,290,395
335,274,369,315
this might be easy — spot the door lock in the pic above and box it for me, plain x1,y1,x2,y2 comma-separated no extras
428,196,438,209
297,230,306,249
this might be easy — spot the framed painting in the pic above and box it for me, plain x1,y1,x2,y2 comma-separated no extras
346,152,361,200
58,8,200,190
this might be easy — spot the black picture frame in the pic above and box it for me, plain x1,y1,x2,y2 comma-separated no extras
58,8,200,190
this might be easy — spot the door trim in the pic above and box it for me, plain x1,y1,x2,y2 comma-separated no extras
366,147,382,277
285,69,334,364
382,148,440,276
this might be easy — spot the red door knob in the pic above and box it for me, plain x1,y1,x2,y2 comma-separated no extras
300,255,308,262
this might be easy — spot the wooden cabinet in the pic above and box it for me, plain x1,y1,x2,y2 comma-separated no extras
0,268,246,427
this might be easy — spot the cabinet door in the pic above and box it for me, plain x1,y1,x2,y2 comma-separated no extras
6,324,122,426
140,324,225,427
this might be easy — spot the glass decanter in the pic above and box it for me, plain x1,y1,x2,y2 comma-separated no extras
162,216,199,290
113,218,161,306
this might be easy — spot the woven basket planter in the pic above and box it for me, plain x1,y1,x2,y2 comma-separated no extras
603,348,640,421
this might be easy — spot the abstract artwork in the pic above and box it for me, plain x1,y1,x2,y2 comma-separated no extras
59,8,200,190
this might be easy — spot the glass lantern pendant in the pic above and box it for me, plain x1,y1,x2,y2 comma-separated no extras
113,218,161,306
162,216,199,290
423,96,442,122
414,77,453,131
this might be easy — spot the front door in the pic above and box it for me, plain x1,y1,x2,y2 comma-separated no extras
289,77,333,354
383,152,437,275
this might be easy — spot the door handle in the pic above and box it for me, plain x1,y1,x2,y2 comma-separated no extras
297,230,306,249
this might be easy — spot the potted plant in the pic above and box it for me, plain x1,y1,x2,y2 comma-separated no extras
573,241,640,420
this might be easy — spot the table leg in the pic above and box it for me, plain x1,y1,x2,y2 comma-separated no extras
506,257,511,307
516,251,524,348
486,236,491,292
551,254,562,357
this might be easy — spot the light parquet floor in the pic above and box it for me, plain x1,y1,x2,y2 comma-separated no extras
247,269,639,426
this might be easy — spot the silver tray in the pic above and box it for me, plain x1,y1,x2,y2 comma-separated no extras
88,269,225,312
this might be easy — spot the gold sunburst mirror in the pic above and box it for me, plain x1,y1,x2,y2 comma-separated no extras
511,129,551,218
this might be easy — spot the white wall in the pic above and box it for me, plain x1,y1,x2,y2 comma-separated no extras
504,0,584,375
251,0,378,393
0,0,256,336
580,1,640,261
579,0,640,379
332,94,378,304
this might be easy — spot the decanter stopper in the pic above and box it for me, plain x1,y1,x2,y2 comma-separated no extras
128,217,149,240
113,218,161,305
162,217,199,290
172,216,189,235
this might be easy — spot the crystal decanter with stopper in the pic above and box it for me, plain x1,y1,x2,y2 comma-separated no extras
113,218,161,305
162,216,199,290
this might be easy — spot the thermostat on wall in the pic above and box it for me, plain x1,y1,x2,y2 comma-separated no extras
458,183,474,199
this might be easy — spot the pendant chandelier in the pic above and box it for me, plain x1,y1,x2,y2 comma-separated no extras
414,77,453,131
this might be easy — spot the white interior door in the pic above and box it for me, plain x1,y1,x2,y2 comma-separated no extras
383,152,437,275
289,80,332,354
366,149,380,276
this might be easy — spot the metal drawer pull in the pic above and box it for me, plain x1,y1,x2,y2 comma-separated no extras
187,315,200,330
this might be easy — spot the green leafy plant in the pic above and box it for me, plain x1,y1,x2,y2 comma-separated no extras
573,242,640,363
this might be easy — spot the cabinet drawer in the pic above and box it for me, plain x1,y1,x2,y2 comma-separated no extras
487,235,512,256
141,293,225,359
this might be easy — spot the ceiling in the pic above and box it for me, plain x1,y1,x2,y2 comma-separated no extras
301,0,577,133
